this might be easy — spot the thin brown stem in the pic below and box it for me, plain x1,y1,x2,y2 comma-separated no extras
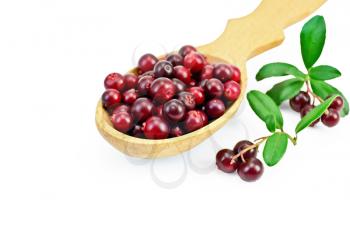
306,81,323,104
230,137,268,164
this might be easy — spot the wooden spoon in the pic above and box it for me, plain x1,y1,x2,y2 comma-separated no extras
96,0,326,158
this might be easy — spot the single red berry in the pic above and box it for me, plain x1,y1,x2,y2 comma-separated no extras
124,73,138,90
200,65,214,81
122,89,138,105
187,87,205,105
178,92,196,110
321,109,340,127
138,54,158,74
205,99,225,119
150,77,176,104
229,65,241,83
216,149,239,173
131,97,155,123
233,140,257,161
173,66,192,84
137,75,154,96
163,99,186,122
205,78,224,98
101,89,121,110
224,80,241,101
300,104,319,127
179,45,196,57
238,158,264,182
289,91,311,112
213,64,233,83
172,78,186,93
143,116,170,139
183,52,205,73
184,110,206,132
166,54,184,66
328,96,344,111
110,111,133,133
104,73,125,92
154,60,174,78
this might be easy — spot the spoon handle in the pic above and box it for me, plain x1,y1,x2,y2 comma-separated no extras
199,0,326,63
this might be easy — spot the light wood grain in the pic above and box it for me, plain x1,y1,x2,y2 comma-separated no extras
96,0,326,158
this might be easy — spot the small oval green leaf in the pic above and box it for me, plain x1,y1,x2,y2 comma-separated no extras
263,133,289,166
300,15,326,69
309,65,341,80
247,90,284,130
295,95,338,133
310,80,349,117
265,115,276,132
256,63,305,81
266,78,305,105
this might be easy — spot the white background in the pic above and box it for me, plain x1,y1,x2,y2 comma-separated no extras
0,0,349,230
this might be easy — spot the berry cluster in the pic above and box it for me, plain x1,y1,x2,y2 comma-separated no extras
101,45,241,139
290,91,343,127
216,140,264,182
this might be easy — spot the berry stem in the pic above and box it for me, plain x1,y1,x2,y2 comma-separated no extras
230,137,268,164
306,81,323,104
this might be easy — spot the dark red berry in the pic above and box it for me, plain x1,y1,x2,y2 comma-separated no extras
163,99,186,122
197,110,208,126
205,79,224,98
110,112,133,133
124,73,138,90
187,87,205,105
166,54,184,66
216,149,239,173
150,77,176,103
233,140,257,160
172,78,186,93
328,96,344,111
183,52,205,73
170,126,184,137
122,89,138,105
224,80,241,101
102,89,121,110
143,116,170,139
229,65,241,83
321,109,340,127
137,75,154,96
200,64,214,81
131,97,155,123
213,64,233,83
238,158,264,182
138,54,158,74
173,66,192,84
179,45,196,57
104,73,125,92
112,105,130,114
154,60,174,78
289,91,311,112
205,99,225,119
178,92,196,110
184,110,206,132
300,104,319,127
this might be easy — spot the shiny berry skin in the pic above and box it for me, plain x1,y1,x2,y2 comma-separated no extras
124,73,138,90
172,78,186,93
233,140,257,160
189,80,196,87
213,64,233,83
170,126,184,137
143,116,170,139
205,99,226,119
216,149,239,173
112,105,130,114
101,89,121,110
166,54,183,66
163,99,186,122
200,65,214,80
197,110,208,126
183,52,205,73
229,65,241,83
140,70,155,78
173,66,192,84
184,110,206,132
153,60,174,78
179,45,196,57
131,97,155,123
238,158,264,182
110,112,133,133
178,92,196,110
205,78,224,98
122,89,138,105
138,53,158,74
154,105,164,118
224,80,241,101
137,75,154,96
187,87,205,105
104,73,125,92
300,104,319,127
198,79,208,89
321,109,340,127
150,77,176,104
289,91,311,112
328,96,344,111
131,125,144,138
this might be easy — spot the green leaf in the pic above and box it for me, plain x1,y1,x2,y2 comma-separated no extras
295,95,338,133
300,15,326,69
309,65,341,80
247,90,284,131
263,133,289,166
310,80,349,117
266,78,305,105
256,63,305,81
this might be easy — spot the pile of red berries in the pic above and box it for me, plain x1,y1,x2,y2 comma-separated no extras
290,91,343,127
101,45,241,139
216,140,264,182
